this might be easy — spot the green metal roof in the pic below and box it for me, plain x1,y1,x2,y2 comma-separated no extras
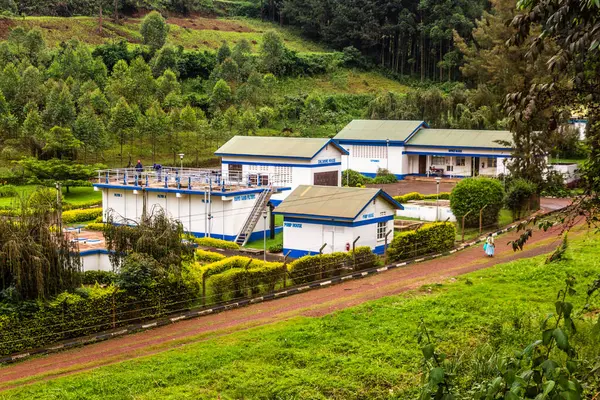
333,120,426,142
273,185,401,220
406,129,513,149
215,136,347,159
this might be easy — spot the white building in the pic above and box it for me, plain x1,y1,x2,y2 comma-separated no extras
215,136,347,206
334,120,514,179
93,167,287,246
274,185,403,258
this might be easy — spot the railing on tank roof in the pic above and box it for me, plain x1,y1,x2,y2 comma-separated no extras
95,167,287,191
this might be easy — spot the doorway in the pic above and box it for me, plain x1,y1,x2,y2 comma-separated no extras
473,157,480,176
418,155,427,174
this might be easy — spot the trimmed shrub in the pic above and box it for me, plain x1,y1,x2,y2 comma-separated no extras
196,249,226,264
85,222,106,231
200,256,253,279
194,237,239,250
268,243,283,253
394,192,451,203
505,179,538,220
450,178,504,228
81,270,117,285
94,216,103,223
288,246,377,285
388,222,455,262
342,169,373,187
0,185,17,198
208,259,284,302
62,207,103,224
372,168,398,184
62,200,102,211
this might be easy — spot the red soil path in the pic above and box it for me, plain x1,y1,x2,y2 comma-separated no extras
0,199,573,389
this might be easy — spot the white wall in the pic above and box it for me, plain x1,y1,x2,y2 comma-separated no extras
81,252,112,272
100,187,272,240
341,144,404,177
396,203,456,222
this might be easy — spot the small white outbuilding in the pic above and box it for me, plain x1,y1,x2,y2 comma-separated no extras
274,185,403,258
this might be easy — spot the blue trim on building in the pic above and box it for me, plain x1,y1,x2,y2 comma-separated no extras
569,119,588,123
273,211,355,222
270,199,282,207
404,121,430,142
373,244,387,255
404,144,513,151
284,215,393,227
93,184,283,197
404,173,471,178
80,249,111,256
187,227,283,243
320,139,350,155
221,160,342,168
358,172,407,180
403,151,512,158
335,139,405,146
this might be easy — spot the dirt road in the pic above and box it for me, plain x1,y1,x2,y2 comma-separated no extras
0,209,572,390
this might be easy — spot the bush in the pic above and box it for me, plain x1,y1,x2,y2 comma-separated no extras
81,270,117,285
288,247,377,285
0,185,17,198
196,249,226,264
372,168,398,184
199,256,253,279
342,169,373,187
505,179,538,220
208,258,284,302
387,222,456,262
62,200,102,211
62,208,103,224
423,192,451,200
85,222,105,231
268,243,283,253
393,192,452,203
449,178,504,228
194,237,239,250
542,170,570,197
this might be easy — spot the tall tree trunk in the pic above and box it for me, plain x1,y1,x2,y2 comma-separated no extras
113,0,118,23
420,34,424,82
439,42,443,82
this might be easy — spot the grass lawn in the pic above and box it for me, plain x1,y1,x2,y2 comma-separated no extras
3,231,598,399
549,157,586,165
245,231,282,250
0,185,101,209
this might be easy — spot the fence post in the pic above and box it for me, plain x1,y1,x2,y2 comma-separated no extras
352,236,361,270
283,250,291,288
479,204,489,234
319,243,327,279
202,274,206,306
112,291,116,329
462,210,473,242
384,230,392,265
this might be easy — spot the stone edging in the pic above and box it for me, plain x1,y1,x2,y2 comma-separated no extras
0,210,559,365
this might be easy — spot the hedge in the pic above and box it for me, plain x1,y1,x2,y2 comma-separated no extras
288,246,377,285
194,237,240,250
450,178,504,228
196,249,226,264
0,185,17,198
209,260,284,302
62,208,103,224
387,222,456,262
394,192,451,203
0,283,195,356
81,270,117,285
85,222,106,231
62,200,102,211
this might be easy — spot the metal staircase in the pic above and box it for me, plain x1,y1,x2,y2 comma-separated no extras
234,187,273,247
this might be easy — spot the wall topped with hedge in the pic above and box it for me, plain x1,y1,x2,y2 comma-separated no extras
393,192,451,204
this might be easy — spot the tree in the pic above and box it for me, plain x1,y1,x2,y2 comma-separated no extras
43,126,81,160
141,101,169,163
19,157,104,193
22,108,45,156
0,190,81,301
140,11,169,52
210,79,232,111
216,41,232,64
223,106,239,134
73,106,107,162
239,110,258,135
260,31,285,74
43,84,76,128
109,97,136,165
151,45,180,77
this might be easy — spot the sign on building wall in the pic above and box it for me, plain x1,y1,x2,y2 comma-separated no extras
284,222,303,228
234,194,256,202
318,158,337,165
362,213,374,219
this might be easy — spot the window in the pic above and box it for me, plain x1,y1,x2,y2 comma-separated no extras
377,221,387,241
274,166,292,184
353,145,387,159
228,164,243,181
487,158,498,168
446,165,454,172
455,156,466,166
432,156,447,165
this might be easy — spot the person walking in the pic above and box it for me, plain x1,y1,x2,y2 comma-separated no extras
484,233,495,257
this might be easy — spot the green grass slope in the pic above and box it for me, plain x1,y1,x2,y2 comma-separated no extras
2,231,599,399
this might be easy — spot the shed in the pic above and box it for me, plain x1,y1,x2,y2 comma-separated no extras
274,185,403,258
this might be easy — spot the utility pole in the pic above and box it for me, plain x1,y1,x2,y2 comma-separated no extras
55,182,63,233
